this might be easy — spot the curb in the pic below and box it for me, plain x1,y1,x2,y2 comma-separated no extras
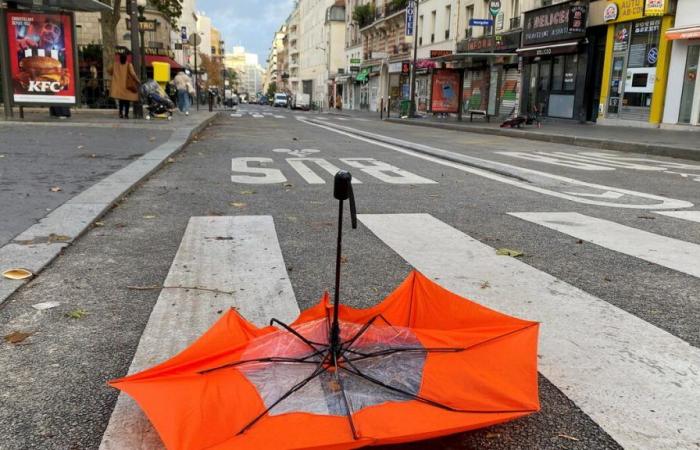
384,118,700,162
0,112,217,308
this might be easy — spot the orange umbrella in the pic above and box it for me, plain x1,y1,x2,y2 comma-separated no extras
110,172,539,450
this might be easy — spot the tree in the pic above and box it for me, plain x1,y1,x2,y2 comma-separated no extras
199,53,224,88
352,4,375,28
266,81,277,98
100,0,183,82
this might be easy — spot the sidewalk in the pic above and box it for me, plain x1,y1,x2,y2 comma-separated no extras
325,109,700,161
0,110,216,306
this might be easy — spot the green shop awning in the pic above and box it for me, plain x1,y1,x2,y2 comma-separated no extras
355,68,370,82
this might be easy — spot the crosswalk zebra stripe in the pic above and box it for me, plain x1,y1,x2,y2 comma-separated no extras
274,115,286,119
359,213,700,450
99,216,299,450
509,212,700,278
654,210,700,223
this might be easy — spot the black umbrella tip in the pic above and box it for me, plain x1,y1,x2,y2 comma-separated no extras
334,171,353,201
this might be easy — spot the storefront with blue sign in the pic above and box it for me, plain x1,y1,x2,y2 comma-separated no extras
517,1,589,120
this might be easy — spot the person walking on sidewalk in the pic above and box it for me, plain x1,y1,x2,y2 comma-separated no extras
109,53,140,119
172,70,193,116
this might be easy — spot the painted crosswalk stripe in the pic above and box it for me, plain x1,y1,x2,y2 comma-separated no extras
509,212,700,278
359,213,700,450
99,216,299,450
655,210,700,223
230,113,242,118
274,115,286,119
252,114,264,118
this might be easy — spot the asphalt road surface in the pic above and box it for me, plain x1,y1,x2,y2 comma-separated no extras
1,104,699,450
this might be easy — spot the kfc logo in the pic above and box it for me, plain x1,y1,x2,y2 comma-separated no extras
28,80,63,93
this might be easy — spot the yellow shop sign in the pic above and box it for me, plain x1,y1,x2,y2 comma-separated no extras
644,0,666,16
603,0,669,23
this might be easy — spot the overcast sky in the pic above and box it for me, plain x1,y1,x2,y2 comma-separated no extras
198,0,295,67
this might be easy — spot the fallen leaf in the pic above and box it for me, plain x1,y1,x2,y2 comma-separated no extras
115,223,127,228
576,239,583,244
229,202,247,208
48,233,70,242
167,157,175,163
94,221,105,227
2,268,33,280
149,136,157,142
49,186,62,192
240,190,256,195
485,432,501,439
4,331,32,344
90,153,97,158
496,248,524,258
480,281,491,289
604,276,612,282
32,301,61,311
287,216,298,223
557,434,580,442
77,145,84,149
65,309,87,319
340,256,349,264
143,214,157,219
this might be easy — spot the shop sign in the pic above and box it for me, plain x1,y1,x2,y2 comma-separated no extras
604,0,645,23
460,31,520,52
401,62,411,74
415,59,437,69
126,19,157,32
470,18,494,27
604,3,619,21
523,2,587,46
405,0,416,36
496,11,505,31
388,62,403,73
430,50,453,58
350,58,362,64
5,10,77,105
644,0,666,16
180,26,187,41
647,46,658,65
431,69,460,113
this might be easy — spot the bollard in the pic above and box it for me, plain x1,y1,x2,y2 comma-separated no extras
380,97,384,120
208,92,213,112
387,98,391,119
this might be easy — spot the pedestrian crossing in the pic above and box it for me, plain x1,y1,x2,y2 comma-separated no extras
229,111,288,119
231,110,371,123
101,211,700,450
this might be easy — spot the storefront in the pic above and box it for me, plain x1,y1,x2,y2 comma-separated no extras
458,31,520,118
662,0,699,127
518,1,589,120
415,59,436,114
387,61,410,114
597,0,675,125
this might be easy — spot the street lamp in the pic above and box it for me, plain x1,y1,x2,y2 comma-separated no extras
136,0,147,81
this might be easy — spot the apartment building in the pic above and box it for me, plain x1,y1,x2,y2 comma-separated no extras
264,26,287,94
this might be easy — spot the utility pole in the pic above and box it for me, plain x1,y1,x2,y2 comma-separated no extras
408,0,419,118
129,0,142,118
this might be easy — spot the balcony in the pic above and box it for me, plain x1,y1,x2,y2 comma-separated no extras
359,1,406,31
510,16,521,29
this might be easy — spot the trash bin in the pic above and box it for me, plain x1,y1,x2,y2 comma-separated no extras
400,100,411,117
152,61,171,91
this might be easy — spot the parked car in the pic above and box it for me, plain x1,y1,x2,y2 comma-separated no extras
291,93,310,111
273,93,289,107
259,96,268,105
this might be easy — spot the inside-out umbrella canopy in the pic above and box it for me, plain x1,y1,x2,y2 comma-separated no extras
110,172,540,449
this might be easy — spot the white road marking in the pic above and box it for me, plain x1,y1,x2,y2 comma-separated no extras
509,212,700,278
287,158,363,184
336,117,349,121
231,157,287,184
301,119,693,210
359,213,700,450
230,113,242,118
252,114,264,118
497,151,616,171
274,115,286,119
340,158,437,184
99,216,299,450
563,191,624,199
654,210,700,223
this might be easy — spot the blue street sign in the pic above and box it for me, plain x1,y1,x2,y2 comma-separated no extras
470,18,494,27
405,0,416,36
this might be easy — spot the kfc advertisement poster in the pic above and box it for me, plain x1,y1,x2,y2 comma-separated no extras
6,11,76,104
431,69,460,113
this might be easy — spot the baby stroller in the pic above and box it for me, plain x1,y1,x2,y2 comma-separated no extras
139,80,175,120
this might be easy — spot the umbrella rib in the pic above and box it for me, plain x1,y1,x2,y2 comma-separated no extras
270,318,326,351
340,360,531,415
345,347,463,363
340,314,400,353
333,355,359,440
236,358,329,436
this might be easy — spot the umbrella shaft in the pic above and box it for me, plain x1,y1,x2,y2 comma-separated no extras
331,199,344,354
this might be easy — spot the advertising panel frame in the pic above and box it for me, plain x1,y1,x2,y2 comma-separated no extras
2,9,80,107
431,69,460,113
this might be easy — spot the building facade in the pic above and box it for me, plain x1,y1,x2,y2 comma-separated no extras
662,0,699,127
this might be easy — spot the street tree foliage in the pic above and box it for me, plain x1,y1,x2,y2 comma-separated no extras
266,82,277,98
99,0,183,81
352,4,375,28
199,53,224,88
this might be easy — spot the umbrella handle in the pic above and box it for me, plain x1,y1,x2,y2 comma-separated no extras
334,170,357,229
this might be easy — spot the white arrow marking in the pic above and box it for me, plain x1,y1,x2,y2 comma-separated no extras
564,191,624,199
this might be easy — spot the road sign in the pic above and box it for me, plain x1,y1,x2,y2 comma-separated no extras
188,33,201,47
489,0,501,17
470,18,494,27
405,0,416,36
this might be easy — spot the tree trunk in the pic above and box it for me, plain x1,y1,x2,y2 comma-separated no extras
100,0,121,91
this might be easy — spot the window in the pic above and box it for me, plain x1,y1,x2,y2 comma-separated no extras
465,5,474,37
419,14,424,45
445,5,451,39
552,56,564,91
430,10,436,43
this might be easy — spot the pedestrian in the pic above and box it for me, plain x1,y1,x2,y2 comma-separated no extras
172,69,193,115
109,52,140,119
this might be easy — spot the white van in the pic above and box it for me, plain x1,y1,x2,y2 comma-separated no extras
273,93,289,107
